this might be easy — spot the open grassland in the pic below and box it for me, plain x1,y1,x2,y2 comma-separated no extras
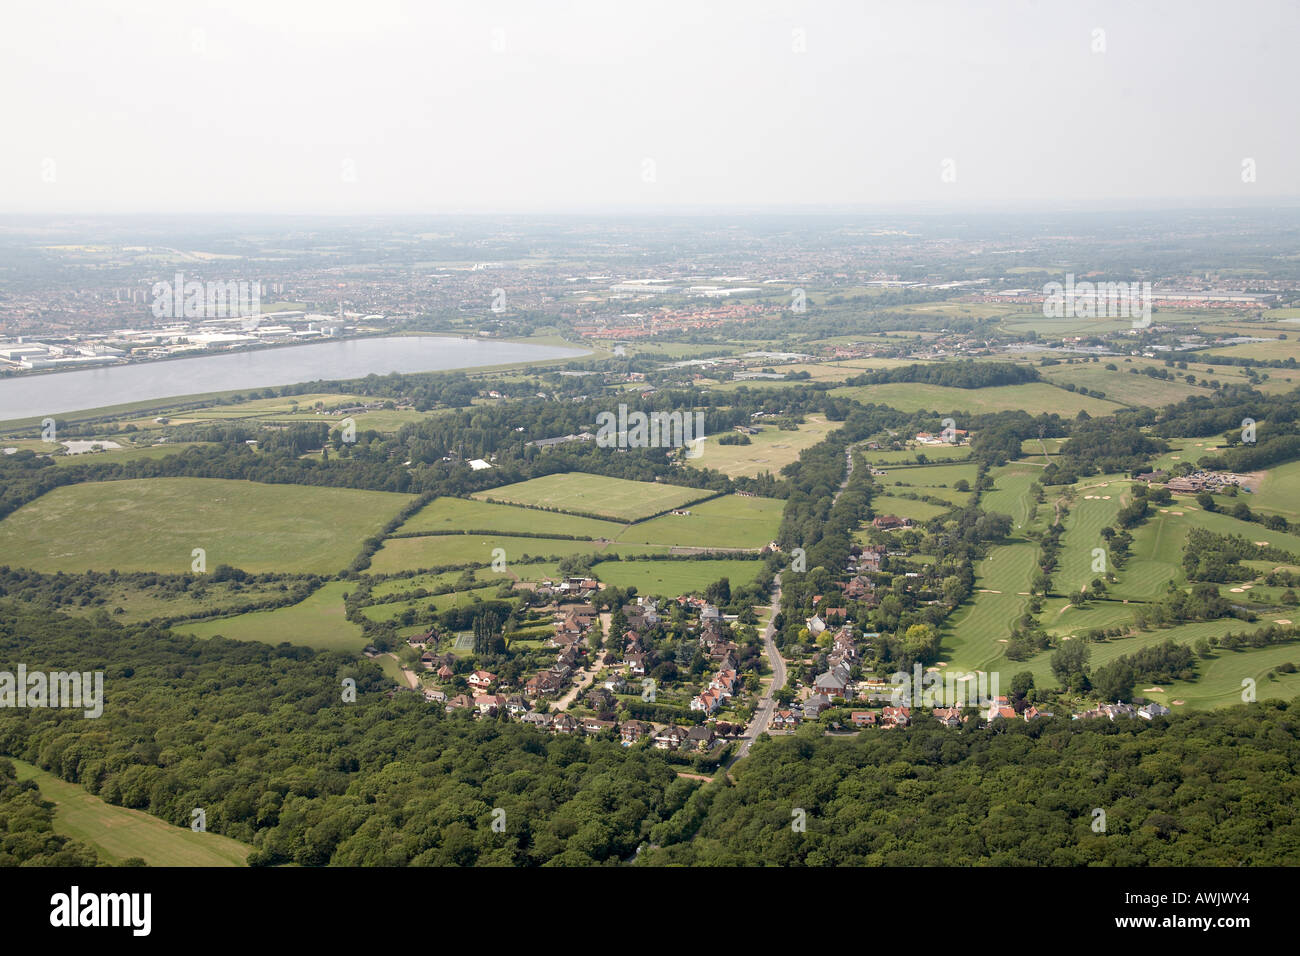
831,381,1122,417
42,578,294,625
12,759,250,866
0,478,412,575
173,580,363,651
593,558,764,596
614,494,783,549
1202,338,1300,364
396,496,626,539
687,416,837,478
1038,363,1204,406
49,442,219,466
863,444,972,464
883,462,979,488
869,494,954,522
361,583,513,622
368,533,624,574
473,472,710,521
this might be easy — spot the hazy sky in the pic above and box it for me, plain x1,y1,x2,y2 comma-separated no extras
3,0,1296,213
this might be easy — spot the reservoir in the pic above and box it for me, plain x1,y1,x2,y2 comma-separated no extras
0,336,587,420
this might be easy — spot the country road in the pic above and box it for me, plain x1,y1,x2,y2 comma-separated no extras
733,571,784,760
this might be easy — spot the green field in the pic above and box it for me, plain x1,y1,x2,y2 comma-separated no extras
396,496,627,538
361,583,514,622
830,382,1122,417
593,558,764,596
1037,363,1205,407
685,416,838,478
0,478,412,574
173,580,364,651
11,759,250,866
884,462,980,489
474,472,711,521
869,494,953,522
614,494,783,549
368,533,626,575
1250,461,1300,523
1053,480,1131,595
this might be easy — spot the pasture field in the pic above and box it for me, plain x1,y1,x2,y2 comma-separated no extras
686,416,837,478
832,382,1122,416
1038,363,1203,407
1250,460,1300,523
11,760,251,867
50,442,218,466
367,533,617,574
883,462,979,489
1202,338,1300,364
862,444,972,464
39,578,292,625
173,580,363,651
615,494,783,549
592,558,764,596
870,494,953,522
361,583,513,622
396,496,626,539
0,478,412,575
474,472,711,521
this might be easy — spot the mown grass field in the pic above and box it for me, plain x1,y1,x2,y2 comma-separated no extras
1250,460,1300,523
1053,479,1131,595
473,472,710,521
883,462,980,489
863,444,972,465
592,558,764,596
173,580,364,651
367,533,627,575
685,416,837,478
870,494,953,522
11,759,251,866
829,382,1122,417
941,464,1046,671
396,496,626,539
615,494,783,549
0,478,412,574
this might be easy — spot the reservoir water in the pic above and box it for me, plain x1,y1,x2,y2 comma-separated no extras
0,336,587,420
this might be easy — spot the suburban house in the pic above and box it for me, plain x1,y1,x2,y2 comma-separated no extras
881,706,910,728
466,670,497,692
